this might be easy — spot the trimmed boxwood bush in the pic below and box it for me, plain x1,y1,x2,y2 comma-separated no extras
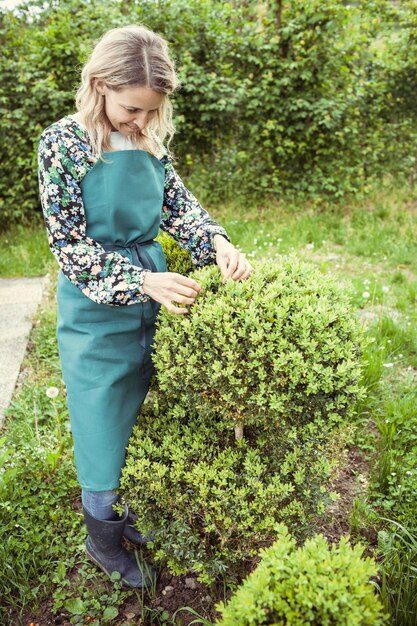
151,256,367,437
117,255,367,583
215,524,389,625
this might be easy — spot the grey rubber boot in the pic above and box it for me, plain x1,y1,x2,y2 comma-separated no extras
82,502,157,589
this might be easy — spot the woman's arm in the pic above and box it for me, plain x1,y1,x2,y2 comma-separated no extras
38,126,151,306
159,157,231,267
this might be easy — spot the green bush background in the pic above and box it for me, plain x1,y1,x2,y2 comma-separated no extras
1,0,417,229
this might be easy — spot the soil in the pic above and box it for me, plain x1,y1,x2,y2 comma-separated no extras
313,445,379,553
11,558,235,626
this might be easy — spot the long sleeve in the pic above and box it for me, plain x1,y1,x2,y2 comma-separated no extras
37,127,151,306
159,156,231,267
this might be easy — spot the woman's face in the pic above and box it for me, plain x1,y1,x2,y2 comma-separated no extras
96,81,165,137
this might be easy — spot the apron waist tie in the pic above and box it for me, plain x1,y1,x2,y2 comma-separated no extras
102,238,161,350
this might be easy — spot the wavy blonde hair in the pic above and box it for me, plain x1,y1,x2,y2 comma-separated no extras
74,24,180,163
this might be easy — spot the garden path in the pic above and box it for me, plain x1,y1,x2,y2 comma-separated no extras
0,275,50,428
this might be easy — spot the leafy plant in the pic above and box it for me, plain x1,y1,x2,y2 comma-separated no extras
215,524,389,625
152,256,367,439
118,255,364,583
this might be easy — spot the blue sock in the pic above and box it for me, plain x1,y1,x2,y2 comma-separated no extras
81,488,121,520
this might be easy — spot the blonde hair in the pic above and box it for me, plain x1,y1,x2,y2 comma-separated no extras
74,24,180,162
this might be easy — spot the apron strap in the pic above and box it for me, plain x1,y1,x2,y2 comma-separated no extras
102,239,162,350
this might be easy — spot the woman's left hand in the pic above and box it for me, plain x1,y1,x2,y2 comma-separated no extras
213,235,254,284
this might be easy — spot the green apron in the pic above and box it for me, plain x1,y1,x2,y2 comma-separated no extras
56,149,166,491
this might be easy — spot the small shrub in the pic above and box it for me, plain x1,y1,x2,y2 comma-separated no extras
152,255,367,436
215,524,389,625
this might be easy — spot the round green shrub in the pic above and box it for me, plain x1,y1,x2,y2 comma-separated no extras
215,524,389,625
118,255,366,583
152,256,367,435
118,399,349,585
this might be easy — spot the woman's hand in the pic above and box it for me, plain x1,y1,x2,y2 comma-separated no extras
142,235,253,315
213,235,254,283
142,271,201,315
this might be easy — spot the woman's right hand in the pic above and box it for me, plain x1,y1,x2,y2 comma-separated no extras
142,271,202,314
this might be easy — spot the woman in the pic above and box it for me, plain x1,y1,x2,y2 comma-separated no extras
37,23,253,590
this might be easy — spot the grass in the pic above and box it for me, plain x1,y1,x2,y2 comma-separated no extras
378,520,417,626
1,179,417,624
0,220,52,278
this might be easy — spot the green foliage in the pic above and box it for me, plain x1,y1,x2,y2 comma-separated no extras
156,230,193,275
152,256,367,433
118,255,365,583
215,524,389,625
0,407,81,619
378,520,417,626
370,384,417,530
119,400,347,585
2,0,417,228
354,314,417,534
347,293,417,622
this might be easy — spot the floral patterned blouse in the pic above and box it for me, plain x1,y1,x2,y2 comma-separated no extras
37,115,231,306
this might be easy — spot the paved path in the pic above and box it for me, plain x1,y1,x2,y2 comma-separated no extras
0,275,50,428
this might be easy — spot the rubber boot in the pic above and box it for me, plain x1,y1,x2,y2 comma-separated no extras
83,502,157,589
123,506,155,546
